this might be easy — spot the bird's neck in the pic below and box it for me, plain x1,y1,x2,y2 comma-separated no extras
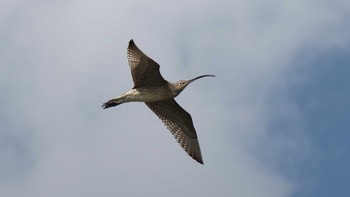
168,83,184,97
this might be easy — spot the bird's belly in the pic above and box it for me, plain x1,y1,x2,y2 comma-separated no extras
124,88,174,102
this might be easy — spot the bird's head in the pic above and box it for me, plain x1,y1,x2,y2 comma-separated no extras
171,74,215,96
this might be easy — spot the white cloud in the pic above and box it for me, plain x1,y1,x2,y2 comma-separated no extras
1,0,349,196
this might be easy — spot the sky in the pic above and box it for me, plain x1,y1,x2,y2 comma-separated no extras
1,0,350,196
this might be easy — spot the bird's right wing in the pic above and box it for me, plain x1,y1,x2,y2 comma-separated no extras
127,40,168,88
145,99,204,164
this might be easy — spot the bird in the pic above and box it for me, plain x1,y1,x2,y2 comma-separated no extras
102,40,215,164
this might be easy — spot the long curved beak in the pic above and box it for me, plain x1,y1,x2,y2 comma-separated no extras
188,74,216,83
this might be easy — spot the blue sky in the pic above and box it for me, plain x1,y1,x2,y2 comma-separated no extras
1,0,350,196
290,48,350,196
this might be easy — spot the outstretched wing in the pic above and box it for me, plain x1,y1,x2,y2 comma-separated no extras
127,40,168,88
145,99,204,164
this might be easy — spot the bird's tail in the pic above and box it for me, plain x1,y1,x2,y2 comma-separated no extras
102,98,122,109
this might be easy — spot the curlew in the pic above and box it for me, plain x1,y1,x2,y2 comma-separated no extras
102,40,215,164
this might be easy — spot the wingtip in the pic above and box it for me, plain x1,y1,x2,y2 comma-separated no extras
128,39,138,49
195,150,204,165
198,160,204,165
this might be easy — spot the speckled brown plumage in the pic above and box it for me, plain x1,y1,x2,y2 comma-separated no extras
103,39,215,164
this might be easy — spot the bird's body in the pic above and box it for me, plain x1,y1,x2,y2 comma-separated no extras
102,40,215,164
106,84,174,104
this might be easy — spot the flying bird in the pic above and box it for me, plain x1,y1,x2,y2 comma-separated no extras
102,40,215,164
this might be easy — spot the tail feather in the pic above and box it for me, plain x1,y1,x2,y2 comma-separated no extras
102,98,121,109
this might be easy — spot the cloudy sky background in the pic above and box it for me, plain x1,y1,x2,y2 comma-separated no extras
1,0,350,196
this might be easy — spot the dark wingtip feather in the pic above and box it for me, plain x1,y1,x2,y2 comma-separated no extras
198,159,204,165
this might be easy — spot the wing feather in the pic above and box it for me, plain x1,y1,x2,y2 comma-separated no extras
127,40,167,88
145,99,204,164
